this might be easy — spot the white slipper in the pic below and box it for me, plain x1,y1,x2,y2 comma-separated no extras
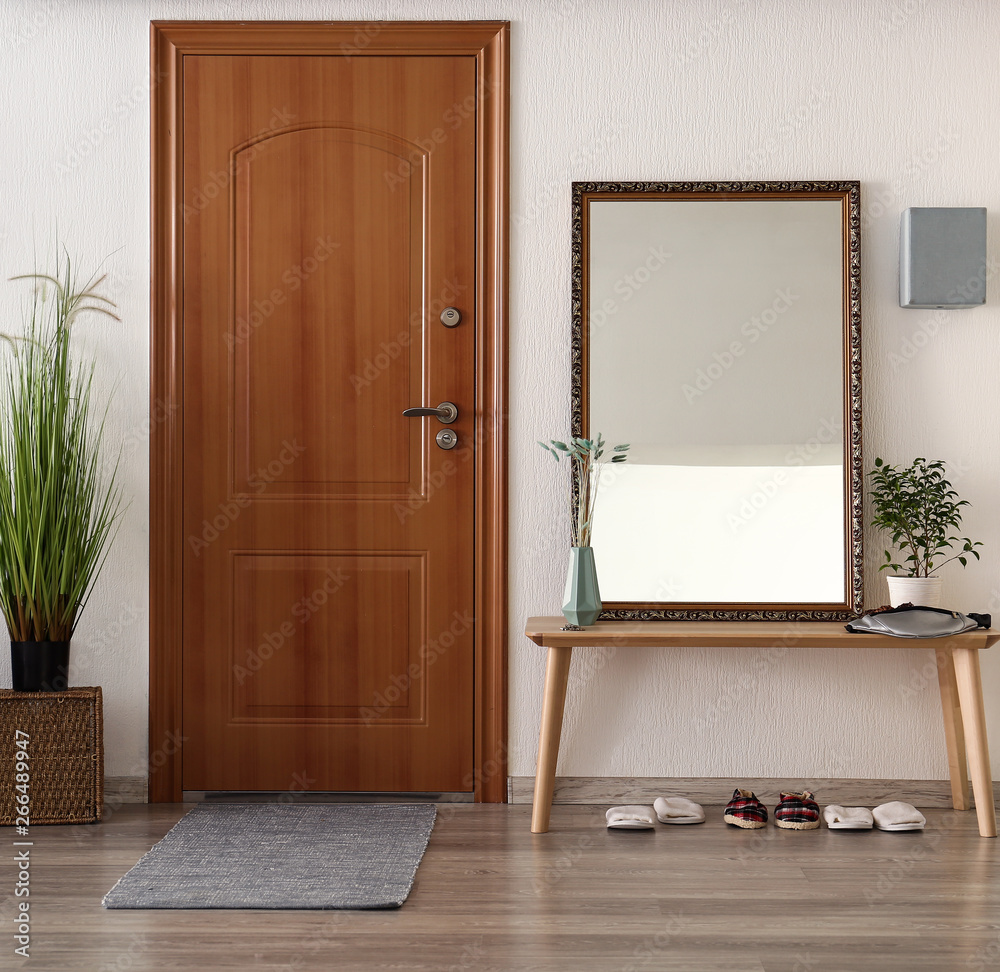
654,796,705,825
606,805,656,829
823,805,873,830
872,801,926,831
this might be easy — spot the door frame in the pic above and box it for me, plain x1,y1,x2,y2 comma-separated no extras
149,20,509,802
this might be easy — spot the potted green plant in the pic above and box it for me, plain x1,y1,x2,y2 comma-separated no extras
538,434,629,625
0,256,124,691
868,456,982,608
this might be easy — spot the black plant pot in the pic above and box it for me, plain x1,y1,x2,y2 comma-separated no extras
10,641,70,692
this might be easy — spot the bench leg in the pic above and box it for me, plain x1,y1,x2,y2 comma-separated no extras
531,645,573,834
936,646,970,810
952,647,997,837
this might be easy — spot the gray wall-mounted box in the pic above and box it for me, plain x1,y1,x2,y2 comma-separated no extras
900,207,987,308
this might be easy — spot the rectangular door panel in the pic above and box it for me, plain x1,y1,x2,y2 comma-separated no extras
231,553,425,721
233,127,426,497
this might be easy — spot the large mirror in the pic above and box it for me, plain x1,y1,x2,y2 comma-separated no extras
572,181,862,620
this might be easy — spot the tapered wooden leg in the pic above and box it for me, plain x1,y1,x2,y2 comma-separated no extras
936,646,970,810
952,647,997,837
531,645,573,834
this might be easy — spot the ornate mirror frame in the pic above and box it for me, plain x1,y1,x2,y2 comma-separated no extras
571,180,863,620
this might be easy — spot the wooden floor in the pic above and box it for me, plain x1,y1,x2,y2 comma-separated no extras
15,802,1000,971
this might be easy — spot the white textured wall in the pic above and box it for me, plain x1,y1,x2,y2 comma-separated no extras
1,0,998,783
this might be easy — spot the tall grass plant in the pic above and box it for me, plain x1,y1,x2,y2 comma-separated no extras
0,255,123,643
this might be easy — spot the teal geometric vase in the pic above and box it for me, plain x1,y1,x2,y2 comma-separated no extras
562,545,602,626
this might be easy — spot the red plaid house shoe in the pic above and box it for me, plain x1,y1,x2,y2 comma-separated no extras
775,790,821,830
723,788,768,829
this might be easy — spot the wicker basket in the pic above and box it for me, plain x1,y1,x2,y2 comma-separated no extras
0,686,103,824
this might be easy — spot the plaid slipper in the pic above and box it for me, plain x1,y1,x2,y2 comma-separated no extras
775,790,821,830
723,788,768,829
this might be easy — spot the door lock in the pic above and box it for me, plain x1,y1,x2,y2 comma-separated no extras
435,429,458,450
440,307,461,327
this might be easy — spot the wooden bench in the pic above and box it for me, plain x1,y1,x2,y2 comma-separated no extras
525,618,998,837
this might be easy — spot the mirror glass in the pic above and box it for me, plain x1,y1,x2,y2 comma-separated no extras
573,182,862,620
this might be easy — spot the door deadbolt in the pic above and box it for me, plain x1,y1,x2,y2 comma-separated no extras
440,307,461,328
435,429,458,450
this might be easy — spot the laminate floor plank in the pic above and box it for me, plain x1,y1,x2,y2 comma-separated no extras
10,803,1000,971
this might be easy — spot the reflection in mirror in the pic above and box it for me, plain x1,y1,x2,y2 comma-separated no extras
573,182,862,620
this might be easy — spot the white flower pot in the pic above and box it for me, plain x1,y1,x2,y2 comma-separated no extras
886,575,942,608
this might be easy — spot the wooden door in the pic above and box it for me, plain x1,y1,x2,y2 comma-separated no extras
161,32,502,794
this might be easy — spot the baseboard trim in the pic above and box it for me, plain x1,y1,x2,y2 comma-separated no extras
508,776,1000,809
104,776,148,805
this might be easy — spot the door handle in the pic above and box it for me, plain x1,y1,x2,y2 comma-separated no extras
402,401,458,424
